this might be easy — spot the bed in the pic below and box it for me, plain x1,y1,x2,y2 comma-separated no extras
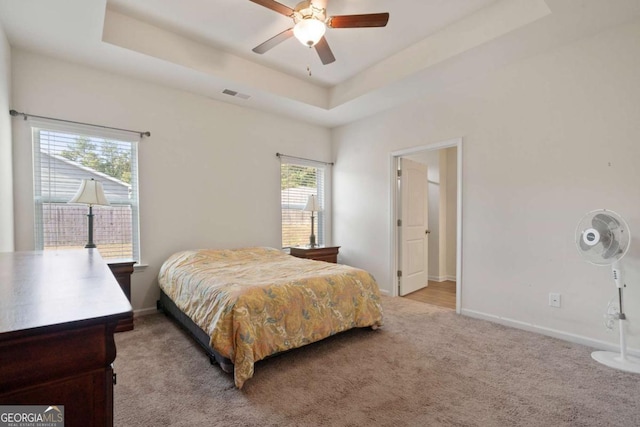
157,246,383,388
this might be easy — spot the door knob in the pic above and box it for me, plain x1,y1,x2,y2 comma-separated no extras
425,229,431,234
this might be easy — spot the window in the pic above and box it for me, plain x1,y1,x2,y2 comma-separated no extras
32,120,140,261
280,157,329,248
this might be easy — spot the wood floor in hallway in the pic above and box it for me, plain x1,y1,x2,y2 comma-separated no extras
404,280,456,309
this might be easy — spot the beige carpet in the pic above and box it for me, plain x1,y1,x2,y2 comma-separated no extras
114,297,640,426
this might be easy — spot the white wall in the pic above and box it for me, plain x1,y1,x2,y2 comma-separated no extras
11,50,331,312
0,20,13,251
428,155,441,281
332,18,640,351
437,149,450,280
445,147,457,279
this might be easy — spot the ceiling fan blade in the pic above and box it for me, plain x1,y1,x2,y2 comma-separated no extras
314,36,335,65
328,13,389,28
252,28,294,54
249,0,294,17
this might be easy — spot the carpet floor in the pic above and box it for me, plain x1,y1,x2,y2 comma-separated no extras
114,297,640,426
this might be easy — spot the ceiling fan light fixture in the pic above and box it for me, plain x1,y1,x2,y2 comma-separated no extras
291,1,326,47
249,0,389,65
293,18,326,47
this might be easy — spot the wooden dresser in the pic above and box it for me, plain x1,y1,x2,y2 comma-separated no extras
0,249,132,427
107,260,136,332
290,246,340,263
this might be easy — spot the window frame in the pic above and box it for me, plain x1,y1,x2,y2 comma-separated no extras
30,118,142,262
279,156,332,249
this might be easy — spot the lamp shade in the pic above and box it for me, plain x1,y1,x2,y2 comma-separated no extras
304,194,322,212
69,178,110,206
293,18,326,47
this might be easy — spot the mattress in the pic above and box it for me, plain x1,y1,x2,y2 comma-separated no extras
158,246,383,388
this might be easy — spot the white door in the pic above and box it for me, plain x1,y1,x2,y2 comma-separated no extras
399,158,429,296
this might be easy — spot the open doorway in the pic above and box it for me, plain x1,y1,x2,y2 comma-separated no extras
391,138,462,313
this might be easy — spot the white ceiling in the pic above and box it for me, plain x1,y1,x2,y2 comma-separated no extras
107,0,498,87
1,0,640,128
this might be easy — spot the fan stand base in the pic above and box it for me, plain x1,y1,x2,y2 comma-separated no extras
591,351,640,374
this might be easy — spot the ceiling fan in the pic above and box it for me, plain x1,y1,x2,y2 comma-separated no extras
249,0,390,65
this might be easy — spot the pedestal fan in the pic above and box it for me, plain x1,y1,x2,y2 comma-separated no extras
576,209,640,373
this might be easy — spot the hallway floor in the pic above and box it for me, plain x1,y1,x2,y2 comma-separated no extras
404,280,456,309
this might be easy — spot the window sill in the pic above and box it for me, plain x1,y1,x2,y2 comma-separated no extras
133,263,149,272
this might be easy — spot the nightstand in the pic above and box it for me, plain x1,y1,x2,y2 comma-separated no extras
290,246,340,263
107,260,136,332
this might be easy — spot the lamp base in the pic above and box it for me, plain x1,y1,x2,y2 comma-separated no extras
591,351,640,374
309,211,317,248
85,207,96,249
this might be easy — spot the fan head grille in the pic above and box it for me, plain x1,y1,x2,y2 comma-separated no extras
576,209,630,266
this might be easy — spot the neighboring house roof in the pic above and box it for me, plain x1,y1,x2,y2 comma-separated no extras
40,152,131,204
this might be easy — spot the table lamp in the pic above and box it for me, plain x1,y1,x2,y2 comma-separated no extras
69,178,110,248
303,194,322,248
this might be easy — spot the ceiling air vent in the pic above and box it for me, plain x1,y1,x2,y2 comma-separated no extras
222,89,251,100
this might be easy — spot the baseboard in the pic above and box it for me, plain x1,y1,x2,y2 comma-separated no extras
134,307,158,318
461,308,640,357
428,275,457,282
379,288,391,296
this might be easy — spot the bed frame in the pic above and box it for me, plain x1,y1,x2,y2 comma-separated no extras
157,290,234,373
158,285,380,380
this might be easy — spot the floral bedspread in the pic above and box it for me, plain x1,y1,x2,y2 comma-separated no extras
158,247,383,388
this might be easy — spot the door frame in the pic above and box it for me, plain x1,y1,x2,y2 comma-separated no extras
389,137,463,313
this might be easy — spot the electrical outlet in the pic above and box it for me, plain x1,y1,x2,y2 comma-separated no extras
549,293,561,308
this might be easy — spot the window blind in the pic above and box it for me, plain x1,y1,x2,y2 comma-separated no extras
280,158,327,248
32,120,140,261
